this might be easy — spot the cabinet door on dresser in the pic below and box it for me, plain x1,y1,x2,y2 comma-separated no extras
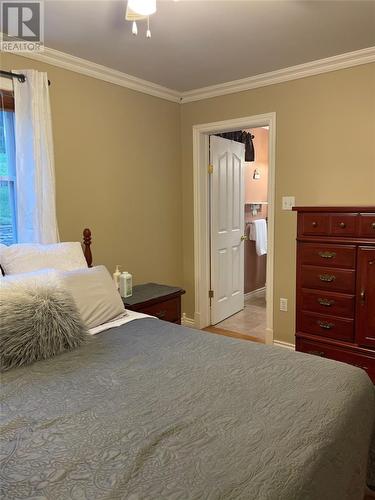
356,247,375,348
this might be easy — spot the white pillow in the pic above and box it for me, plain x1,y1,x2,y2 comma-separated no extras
59,266,126,329
0,243,6,258
1,266,126,330
1,268,60,287
0,242,88,275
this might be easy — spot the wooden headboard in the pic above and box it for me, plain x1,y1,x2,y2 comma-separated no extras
82,228,92,267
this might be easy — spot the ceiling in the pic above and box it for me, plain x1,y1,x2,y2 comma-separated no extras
44,0,375,92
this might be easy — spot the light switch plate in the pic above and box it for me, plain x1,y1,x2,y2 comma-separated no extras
282,196,295,210
280,298,288,312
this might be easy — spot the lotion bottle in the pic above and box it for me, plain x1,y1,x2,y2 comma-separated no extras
113,265,121,290
120,272,133,298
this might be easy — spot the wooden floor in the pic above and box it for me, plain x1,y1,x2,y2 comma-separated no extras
202,326,265,344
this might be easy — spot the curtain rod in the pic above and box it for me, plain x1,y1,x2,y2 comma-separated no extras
0,70,51,86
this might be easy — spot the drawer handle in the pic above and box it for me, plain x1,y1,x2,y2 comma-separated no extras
311,221,318,228
360,289,366,304
307,350,325,357
317,320,335,330
318,298,335,307
372,222,375,229
319,274,336,283
338,222,346,228
318,251,336,259
155,310,166,319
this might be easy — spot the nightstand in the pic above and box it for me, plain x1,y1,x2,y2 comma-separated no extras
122,283,186,324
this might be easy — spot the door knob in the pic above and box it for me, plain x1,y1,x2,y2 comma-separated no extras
240,235,248,241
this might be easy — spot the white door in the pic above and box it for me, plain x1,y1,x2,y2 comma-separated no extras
210,135,245,325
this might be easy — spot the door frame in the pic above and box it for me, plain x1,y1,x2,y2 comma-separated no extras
192,112,276,342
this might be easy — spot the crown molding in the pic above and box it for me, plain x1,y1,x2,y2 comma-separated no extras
2,43,374,104
13,45,181,103
180,46,375,103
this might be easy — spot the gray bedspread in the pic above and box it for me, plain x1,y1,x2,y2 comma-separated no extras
1,318,374,500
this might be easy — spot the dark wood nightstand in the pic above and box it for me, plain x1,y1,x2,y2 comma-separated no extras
122,283,185,324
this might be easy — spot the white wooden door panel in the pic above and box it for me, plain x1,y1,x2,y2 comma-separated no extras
210,135,245,325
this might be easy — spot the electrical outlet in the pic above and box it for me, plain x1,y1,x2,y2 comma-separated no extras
280,298,288,312
282,196,295,211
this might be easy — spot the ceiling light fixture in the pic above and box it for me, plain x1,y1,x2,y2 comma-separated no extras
128,0,156,17
126,0,156,38
146,17,151,38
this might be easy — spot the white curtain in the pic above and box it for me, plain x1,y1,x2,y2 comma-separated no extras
12,69,59,244
0,109,17,245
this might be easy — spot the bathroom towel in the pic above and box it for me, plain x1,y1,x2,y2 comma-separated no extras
250,219,267,256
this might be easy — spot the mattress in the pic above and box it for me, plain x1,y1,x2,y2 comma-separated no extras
1,318,374,499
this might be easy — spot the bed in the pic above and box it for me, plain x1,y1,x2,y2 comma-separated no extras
1,230,374,500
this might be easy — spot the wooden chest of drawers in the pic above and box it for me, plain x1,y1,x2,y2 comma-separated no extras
293,207,375,383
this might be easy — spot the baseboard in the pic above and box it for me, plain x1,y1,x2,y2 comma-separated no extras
244,287,266,301
265,328,274,345
273,339,295,350
181,314,196,328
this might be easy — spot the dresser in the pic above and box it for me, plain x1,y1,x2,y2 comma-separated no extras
293,206,375,382
123,283,185,324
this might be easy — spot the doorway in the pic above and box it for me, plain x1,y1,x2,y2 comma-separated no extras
211,127,269,341
192,113,276,344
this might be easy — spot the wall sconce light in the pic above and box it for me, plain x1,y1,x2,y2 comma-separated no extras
253,169,260,180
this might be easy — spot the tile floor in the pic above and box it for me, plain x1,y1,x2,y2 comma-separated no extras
215,290,268,342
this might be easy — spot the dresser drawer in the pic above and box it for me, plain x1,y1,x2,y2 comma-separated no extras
301,290,355,318
297,337,375,382
140,297,180,322
359,214,375,238
299,312,354,342
299,243,356,269
331,214,359,237
300,213,330,236
301,266,356,293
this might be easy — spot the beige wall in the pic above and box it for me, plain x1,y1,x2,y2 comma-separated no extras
181,63,375,343
1,52,183,287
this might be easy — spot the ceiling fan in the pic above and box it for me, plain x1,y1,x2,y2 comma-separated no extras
125,0,157,38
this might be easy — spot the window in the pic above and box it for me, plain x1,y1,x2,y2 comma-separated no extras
0,91,17,245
